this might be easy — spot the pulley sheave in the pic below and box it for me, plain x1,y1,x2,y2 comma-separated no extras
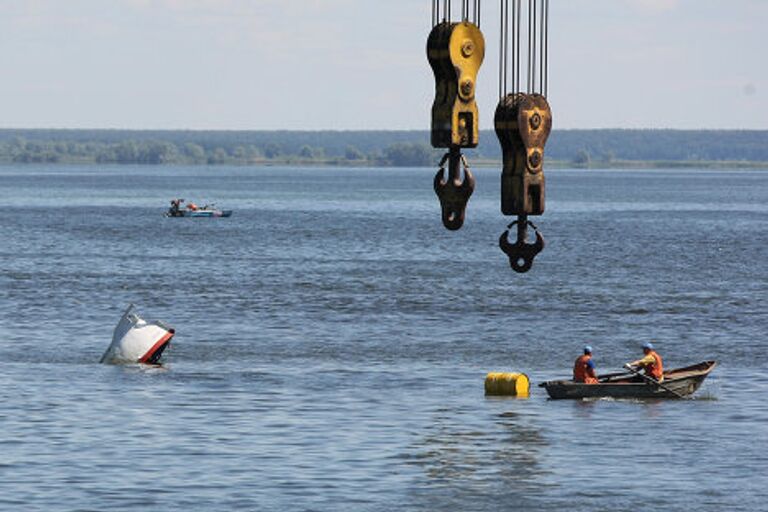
496,92,551,217
427,21,485,148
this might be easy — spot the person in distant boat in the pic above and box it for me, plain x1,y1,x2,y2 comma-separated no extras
169,199,181,216
573,345,598,384
625,342,664,382
187,202,198,211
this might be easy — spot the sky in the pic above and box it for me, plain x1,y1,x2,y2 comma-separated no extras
0,0,766,130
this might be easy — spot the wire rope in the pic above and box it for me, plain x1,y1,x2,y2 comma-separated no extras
538,0,544,95
544,0,549,97
499,0,504,98
525,0,529,93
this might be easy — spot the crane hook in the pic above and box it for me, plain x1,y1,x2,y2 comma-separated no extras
434,148,475,230
499,217,544,273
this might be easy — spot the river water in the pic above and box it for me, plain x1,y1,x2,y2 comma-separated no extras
0,165,766,511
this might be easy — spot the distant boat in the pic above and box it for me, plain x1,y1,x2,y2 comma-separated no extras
539,361,717,399
100,304,175,365
166,198,232,218
166,208,232,218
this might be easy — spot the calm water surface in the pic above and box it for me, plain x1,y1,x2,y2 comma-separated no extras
0,165,766,511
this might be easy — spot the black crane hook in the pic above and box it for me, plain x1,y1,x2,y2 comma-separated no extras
499,217,544,273
434,148,475,230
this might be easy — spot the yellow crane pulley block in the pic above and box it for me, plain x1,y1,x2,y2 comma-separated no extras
495,93,552,216
427,21,485,148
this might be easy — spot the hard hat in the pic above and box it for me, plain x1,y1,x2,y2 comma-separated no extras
643,342,654,350
584,345,593,354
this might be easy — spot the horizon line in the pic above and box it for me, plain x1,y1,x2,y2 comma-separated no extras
2,127,768,133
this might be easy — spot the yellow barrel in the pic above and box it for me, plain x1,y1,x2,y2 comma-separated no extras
485,372,530,397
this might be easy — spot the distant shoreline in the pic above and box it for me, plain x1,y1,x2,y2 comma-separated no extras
1,128,767,168
3,158,766,170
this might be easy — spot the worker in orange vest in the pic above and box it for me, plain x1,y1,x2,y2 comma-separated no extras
573,345,598,384
626,342,664,382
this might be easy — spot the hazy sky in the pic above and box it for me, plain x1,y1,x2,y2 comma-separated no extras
1,0,765,130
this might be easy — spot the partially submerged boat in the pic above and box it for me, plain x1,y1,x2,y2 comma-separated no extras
100,304,175,365
539,361,717,399
166,199,232,218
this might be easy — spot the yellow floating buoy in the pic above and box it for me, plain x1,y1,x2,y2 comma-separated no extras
485,372,530,397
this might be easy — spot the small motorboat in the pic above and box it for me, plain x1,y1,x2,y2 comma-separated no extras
166,198,232,218
100,304,175,364
539,361,717,399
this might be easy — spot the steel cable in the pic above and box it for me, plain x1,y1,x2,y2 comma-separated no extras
499,0,504,98
538,0,544,95
505,0,509,96
516,0,520,92
501,0,508,98
528,0,532,93
536,0,539,92
544,0,549,96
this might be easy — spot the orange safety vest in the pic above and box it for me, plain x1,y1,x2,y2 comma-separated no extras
573,354,598,384
642,350,664,380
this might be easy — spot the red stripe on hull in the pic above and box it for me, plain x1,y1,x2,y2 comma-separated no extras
138,331,174,364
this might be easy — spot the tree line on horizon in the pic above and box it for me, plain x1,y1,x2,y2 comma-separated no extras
1,128,767,167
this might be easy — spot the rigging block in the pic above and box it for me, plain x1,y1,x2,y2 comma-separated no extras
427,21,485,148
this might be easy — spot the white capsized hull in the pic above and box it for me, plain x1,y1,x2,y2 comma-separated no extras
100,304,175,364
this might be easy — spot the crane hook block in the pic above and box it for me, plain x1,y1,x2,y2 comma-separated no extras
494,93,552,216
427,21,485,149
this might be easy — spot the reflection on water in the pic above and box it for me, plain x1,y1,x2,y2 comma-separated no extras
571,398,598,420
405,398,554,511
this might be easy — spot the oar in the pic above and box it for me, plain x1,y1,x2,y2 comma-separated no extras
597,370,634,382
624,365,688,399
